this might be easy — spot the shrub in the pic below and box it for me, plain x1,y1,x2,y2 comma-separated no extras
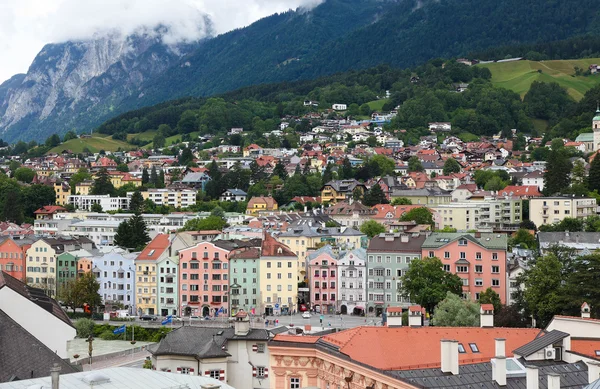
99,330,119,340
75,318,95,338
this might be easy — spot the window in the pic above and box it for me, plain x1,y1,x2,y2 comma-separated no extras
475,265,483,273
208,370,221,380
443,264,450,272
476,252,482,260
181,367,192,374
458,239,467,246
256,366,266,378
492,252,498,260
475,278,483,287
492,279,500,287
469,343,480,353
458,343,466,353
257,343,265,353
428,251,434,258
444,251,450,259
460,252,466,259
290,378,300,389
457,265,468,273
491,266,500,274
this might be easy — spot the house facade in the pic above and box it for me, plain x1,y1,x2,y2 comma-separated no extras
337,248,367,315
530,196,597,229
229,247,261,315
0,237,30,282
259,234,298,316
157,255,179,317
308,246,338,314
92,250,136,310
421,232,508,303
135,234,171,315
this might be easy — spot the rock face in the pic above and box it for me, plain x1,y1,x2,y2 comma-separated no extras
0,31,200,142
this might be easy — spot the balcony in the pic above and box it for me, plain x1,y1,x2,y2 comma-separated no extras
143,271,149,275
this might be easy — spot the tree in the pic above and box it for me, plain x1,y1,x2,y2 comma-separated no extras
571,160,587,187
114,215,150,251
142,168,149,185
76,272,102,314
543,147,572,195
153,132,166,149
117,163,129,173
360,103,372,116
325,220,338,227
273,161,288,181
339,157,353,180
363,184,388,206
179,147,194,166
91,168,116,196
523,253,564,327
408,156,424,172
433,292,480,327
63,130,77,142
13,167,35,183
509,228,537,249
484,176,507,191
400,207,434,226
211,206,225,219
70,168,92,194
129,191,144,214
589,156,600,192
180,215,227,231
442,158,461,175
360,220,386,238
90,202,103,213
2,189,23,224
58,279,84,313
45,134,61,148
401,257,463,313
392,197,412,205
479,287,502,312
150,166,158,187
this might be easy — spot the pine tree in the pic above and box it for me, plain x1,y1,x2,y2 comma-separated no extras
158,170,165,189
129,190,144,214
114,220,132,249
588,156,600,192
150,166,158,187
91,168,116,196
363,183,388,206
340,157,353,179
323,163,333,183
543,149,572,195
303,159,311,175
2,189,23,224
142,168,149,185
129,214,150,250
273,161,288,181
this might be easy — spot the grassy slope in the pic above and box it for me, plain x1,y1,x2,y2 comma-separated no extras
143,132,200,149
127,130,157,142
367,99,390,111
478,59,600,101
48,134,133,154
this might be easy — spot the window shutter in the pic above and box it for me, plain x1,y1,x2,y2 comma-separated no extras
252,344,258,352
253,368,257,377
189,368,194,375
167,369,171,372
219,370,225,380
176,367,182,373
205,370,210,376
264,368,269,378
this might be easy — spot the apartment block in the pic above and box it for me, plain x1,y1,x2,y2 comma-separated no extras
139,188,198,209
433,197,522,232
530,196,597,228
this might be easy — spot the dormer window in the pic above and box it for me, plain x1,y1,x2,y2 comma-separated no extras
277,248,282,254
458,239,467,246
458,343,466,353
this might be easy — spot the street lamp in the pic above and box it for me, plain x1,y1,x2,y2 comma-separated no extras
86,335,94,366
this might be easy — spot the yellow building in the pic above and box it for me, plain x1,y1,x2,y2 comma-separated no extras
530,196,597,229
54,182,71,206
259,234,298,315
25,239,58,297
390,188,452,206
246,196,278,216
139,188,198,209
75,181,93,195
321,180,366,204
91,171,142,189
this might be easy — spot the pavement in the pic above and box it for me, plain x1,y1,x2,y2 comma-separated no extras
80,349,151,371
263,312,382,330
68,338,154,362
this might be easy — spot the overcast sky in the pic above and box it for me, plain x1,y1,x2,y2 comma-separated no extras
0,0,323,83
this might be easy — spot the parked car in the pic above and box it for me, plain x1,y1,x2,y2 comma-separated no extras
302,312,311,319
189,315,200,320
140,314,157,321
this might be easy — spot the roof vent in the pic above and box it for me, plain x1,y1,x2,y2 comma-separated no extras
82,373,111,385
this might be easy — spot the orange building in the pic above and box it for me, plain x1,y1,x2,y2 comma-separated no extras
0,237,31,281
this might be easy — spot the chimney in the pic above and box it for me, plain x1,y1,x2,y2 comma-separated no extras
51,363,61,389
492,338,507,386
526,366,539,389
234,312,250,336
480,304,494,328
587,362,600,384
440,340,459,375
582,302,591,319
547,373,561,389
408,305,422,327
387,307,403,327
400,234,409,243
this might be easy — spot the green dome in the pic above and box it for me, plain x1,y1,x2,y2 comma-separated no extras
594,109,600,121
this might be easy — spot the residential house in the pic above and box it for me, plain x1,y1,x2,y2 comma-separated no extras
422,232,508,303
0,237,32,282
537,231,600,256
259,234,298,316
246,196,278,216
522,170,545,191
68,194,130,211
323,201,375,228
157,253,179,317
308,246,338,314
181,172,211,190
150,312,270,389
34,205,67,220
390,187,452,206
432,197,522,232
220,189,248,202
140,187,198,209
530,196,597,229
178,240,233,317
93,250,136,311
366,233,427,314
54,181,71,206
135,234,170,315
229,246,261,315
321,180,367,204
337,248,367,315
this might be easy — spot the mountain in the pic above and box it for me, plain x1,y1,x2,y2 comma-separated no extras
0,30,205,142
3,0,600,142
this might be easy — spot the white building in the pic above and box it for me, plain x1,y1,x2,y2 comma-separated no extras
92,250,137,310
157,254,179,317
332,104,347,111
220,189,248,202
69,195,130,211
337,248,367,315
65,220,122,246
140,188,197,208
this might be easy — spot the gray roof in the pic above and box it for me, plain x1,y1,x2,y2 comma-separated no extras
585,378,600,389
513,330,569,357
538,232,600,249
367,233,427,253
391,188,451,197
181,172,210,183
390,360,589,389
0,310,78,382
422,233,508,250
224,188,247,196
279,225,364,238
150,325,268,359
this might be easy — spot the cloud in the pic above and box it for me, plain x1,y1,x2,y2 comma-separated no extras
0,0,324,83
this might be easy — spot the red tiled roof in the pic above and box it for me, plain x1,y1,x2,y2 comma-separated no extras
480,304,494,311
500,185,542,197
570,338,600,359
34,206,66,215
261,233,296,257
273,335,320,344
317,326,541,371
137,234,170,261
408,305,422,313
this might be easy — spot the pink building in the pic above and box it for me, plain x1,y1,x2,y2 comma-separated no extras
179,241,234,317
307,246,338,314
421,233,507,304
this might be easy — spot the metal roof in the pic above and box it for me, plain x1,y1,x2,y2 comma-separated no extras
513,330,569,357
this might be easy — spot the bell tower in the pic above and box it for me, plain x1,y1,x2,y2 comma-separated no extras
593,103,600,151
